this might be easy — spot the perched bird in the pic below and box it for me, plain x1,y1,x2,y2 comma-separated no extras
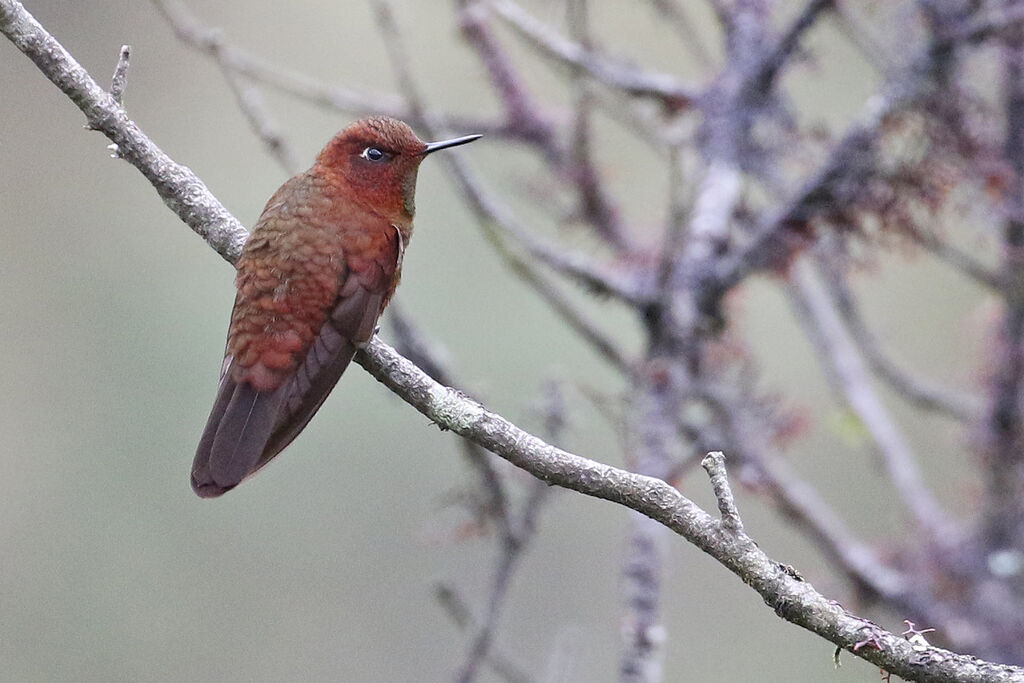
192,117,480,498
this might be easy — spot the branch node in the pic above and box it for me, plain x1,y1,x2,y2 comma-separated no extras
87,44,131,135
88,44,131,154
111,44,131,105
701,451,744,534
901,620,936,649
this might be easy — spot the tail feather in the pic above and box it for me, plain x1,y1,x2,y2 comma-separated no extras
192,377,284,498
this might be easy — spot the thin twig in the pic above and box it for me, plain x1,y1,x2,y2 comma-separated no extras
981,23,1024,552
489,0,698,109
619,513,666,683
453,379,561,683
2,0,247,261
751,0,834,91
441,156,634,370
711,61,938,296
644,0,716,69
565,0,631,251
372,0,632,372
370,0,517,545
619,357,688,683
818,250,984,422
152,0,512,141
702,451,743,533
654,144,689,298
387,304,514,539
831,3,898,74
435,584,533,683
945,4,1024,45
454,536,526,683
370,8,550,680
212,43,302,175
911,230,1002,291
787,258,955,538
457,0,557,149
110,44,130,106
693,381,914,601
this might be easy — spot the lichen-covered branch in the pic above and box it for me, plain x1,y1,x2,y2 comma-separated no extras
1,0,247,263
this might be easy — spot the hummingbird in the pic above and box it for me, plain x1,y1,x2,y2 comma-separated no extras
192,117,480,498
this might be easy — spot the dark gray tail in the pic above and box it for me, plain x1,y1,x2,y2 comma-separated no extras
192,378,285,498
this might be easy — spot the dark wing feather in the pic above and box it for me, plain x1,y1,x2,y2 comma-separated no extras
191,359,288,498
207,380,285,486
191,364,239,498
191,226,402,497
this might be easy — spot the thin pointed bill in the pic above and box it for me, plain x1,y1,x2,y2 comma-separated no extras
422,134,482,155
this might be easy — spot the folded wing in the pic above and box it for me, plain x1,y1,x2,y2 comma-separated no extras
192,226,402,498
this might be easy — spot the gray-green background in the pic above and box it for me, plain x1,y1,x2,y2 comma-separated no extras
0,2,986,681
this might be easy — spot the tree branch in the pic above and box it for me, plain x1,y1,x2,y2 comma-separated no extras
152,0,514,142
818,248,983,422
1,0,247,263
787,258,955,539
488,0,698,109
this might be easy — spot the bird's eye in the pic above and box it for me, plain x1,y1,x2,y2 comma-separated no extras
361,146,388,162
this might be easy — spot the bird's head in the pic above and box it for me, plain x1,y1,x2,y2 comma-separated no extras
316,117,480,219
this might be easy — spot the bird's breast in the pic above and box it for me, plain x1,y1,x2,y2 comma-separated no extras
226,202,401,391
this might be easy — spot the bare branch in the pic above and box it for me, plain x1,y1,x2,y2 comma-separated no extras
981,23,1024,551
1,0,247,261
911,230,1001,291
369,1,521,550
565,0,632,251
435,584,532,683
693,381,915,604
357,338,1024,681
214,48,302,175
455,418,554,683
152,0,512,141
654,145,688,298
152,1,399,113
753,455,910,598
370,0,425,121
831,3,898,74
454,534,525,683
752,0,834,91
787,259,955,538
944,4,1024,45
488,0,698,109
619,357,688,683
369,10,555,679
438,155,634,369
457,0,557,148
644,0,716,69
370,0,631,372
372,4,645,308
387,303,514,540
619,513,666,683
819,250,984,422
711,60,939,297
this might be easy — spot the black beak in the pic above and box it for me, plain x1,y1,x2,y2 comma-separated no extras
422,134,482,155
